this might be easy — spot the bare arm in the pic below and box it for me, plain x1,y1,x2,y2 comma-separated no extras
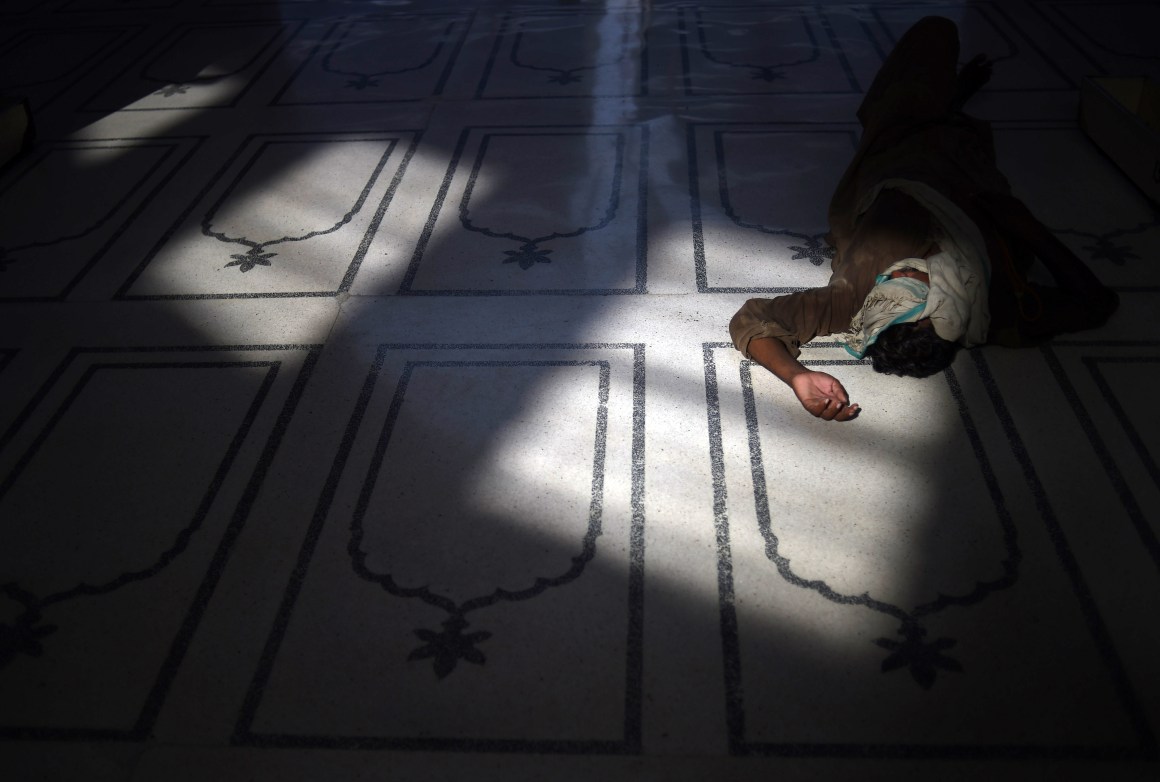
748,337,860,422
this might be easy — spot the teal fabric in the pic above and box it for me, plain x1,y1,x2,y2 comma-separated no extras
841,276,930,358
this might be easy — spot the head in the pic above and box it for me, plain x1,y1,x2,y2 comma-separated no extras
864,319,959,378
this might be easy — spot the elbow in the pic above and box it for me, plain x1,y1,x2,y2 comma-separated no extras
729,300,761,354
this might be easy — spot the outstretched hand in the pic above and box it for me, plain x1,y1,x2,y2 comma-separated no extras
790,370,860,421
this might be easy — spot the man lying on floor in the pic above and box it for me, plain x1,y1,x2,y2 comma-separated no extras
729,16,1119,422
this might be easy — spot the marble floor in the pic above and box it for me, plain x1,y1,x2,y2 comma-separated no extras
2,0,1159,779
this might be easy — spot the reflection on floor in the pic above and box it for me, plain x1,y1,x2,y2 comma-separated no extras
1,1,1158,779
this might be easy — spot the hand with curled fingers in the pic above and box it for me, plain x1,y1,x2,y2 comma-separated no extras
790,370,860,421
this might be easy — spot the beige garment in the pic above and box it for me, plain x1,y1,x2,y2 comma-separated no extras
866,179,992,347
729,16,1019,360
730,16,1115,361
729,187,940,359
728,122,1011,359
729,119,1010,359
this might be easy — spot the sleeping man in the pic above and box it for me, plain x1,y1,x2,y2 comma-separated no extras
729,16,1119,421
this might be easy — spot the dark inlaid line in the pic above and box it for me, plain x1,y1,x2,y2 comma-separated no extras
234,343,646,754
134,345,322,737
0,347,319,740
701,343,747,753
622,344,646,751
232,344,389,744
971,348,1157,758
1042,347,1160,574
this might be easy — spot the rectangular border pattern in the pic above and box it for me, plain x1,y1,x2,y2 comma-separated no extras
676,4,862,98
233,343,646,753
269,10,475,106
114,131,422,301
0,25,146,110
399,126,649,296
1042,340,1160,575
78,19,305,113
0,136,206,303
702,341,1157,759
0,344,321,741
475,9,650,100
687,122,858,294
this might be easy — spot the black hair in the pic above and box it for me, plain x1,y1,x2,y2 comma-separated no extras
864,321,959,378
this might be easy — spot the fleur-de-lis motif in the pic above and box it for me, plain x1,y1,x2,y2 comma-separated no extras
788,237,834,266
694,9,821,86
348,359,611,681
736,358,1016,693
408,614,492,679
1054,217,1156,271
345,75,380,90
200,137,398,279
455,131,626,273
225,247,277,273
0,606,57,669
507,16,630,89
751,67,785,82
321,17,457,93
502,241,554,269
155,84,190,97
714,130,839,273
1084,237,1139,266
548,70,583,85
874,623,963,690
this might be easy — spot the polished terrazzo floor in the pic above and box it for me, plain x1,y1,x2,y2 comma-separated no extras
1,0,1159,779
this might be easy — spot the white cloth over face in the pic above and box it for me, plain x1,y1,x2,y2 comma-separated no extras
838,178,992,358
838,259,930,358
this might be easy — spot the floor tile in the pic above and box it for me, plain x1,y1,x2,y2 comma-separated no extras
0,346,319,739
2,1,1158,779
1,136,203,302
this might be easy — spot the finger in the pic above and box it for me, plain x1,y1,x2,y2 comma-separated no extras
818,382,848,405
818,376,849,405
821,400,842,421
804,398,826,417
837,404,860,422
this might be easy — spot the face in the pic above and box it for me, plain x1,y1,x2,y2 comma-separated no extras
889,268,931,284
